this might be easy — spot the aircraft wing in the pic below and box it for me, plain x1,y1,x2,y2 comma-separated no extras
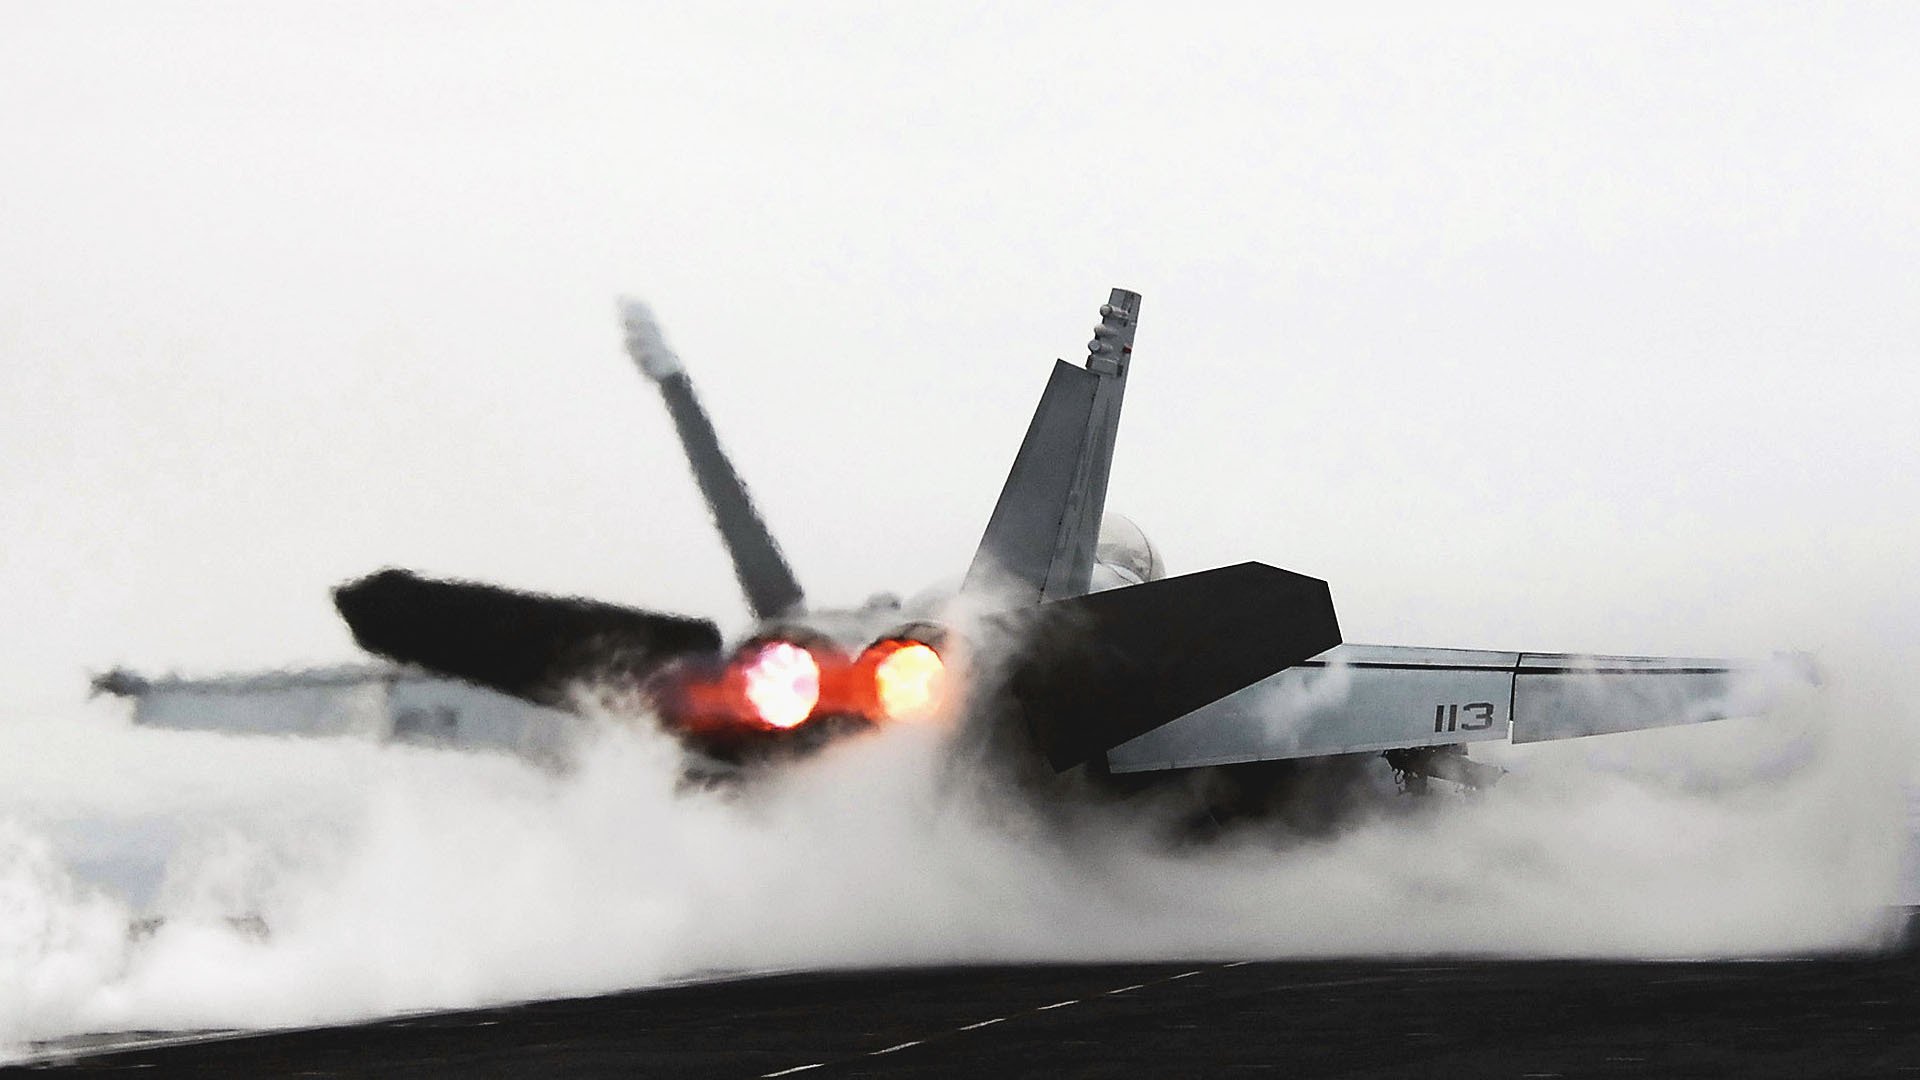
1103,643,1817,774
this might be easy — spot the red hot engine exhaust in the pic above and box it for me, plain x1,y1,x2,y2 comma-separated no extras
654,631,950,760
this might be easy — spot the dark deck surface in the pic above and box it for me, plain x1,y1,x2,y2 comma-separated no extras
14,937,1920,1078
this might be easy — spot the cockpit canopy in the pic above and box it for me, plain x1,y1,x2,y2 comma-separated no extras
1092,514,1165,590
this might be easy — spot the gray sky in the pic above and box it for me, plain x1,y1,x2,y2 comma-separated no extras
3,2,1916,712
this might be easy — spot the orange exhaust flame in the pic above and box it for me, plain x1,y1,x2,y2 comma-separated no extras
868,640,946,721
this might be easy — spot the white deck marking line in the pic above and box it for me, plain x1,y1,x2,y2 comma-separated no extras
1263,977,1391,993
761,970,1378,1079
1223,961,1253,968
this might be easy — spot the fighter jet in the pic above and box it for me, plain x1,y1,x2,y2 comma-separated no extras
333,288,1812,790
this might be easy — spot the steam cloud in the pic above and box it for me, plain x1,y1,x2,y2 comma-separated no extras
0,652,1913,1056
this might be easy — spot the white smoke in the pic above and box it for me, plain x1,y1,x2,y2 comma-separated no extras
1,650,1910,1059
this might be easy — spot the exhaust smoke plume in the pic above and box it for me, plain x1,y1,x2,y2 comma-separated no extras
0,646,1910,1056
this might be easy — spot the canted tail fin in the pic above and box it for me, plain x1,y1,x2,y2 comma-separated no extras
620,298,805,620
963,288,1140,605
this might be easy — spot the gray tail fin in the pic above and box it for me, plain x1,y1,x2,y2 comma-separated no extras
963,288,1140,605
619,298,805,620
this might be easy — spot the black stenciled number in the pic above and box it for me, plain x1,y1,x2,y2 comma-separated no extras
1434,702,1497,733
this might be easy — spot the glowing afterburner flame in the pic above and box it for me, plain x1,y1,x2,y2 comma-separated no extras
874,642,945,720
742,641,820,729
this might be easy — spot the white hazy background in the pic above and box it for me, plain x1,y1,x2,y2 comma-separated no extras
3,0,1918,1049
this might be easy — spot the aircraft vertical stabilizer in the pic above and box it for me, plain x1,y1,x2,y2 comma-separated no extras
620,299,805,620
964,289,1140,604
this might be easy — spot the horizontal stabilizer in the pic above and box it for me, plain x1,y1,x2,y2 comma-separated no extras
334,569,722,708
994,561,1341,771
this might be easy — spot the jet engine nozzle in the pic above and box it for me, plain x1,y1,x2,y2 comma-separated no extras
736,639,821,730
853,622,954,723
864,641,946,722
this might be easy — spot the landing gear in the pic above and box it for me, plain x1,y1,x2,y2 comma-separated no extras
1383,745,1505,794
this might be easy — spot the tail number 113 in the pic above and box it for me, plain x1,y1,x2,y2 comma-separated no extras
1434,702,1496,733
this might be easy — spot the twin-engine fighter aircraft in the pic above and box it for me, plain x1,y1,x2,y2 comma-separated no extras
334,289,1811,789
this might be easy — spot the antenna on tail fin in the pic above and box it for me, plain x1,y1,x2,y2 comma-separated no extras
963,288,1140,605
620,298,805,620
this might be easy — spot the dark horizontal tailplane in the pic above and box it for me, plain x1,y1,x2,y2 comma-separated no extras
334,569,722,708
994,561,1342,771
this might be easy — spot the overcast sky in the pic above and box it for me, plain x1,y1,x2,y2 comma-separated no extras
2,2,1915,714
